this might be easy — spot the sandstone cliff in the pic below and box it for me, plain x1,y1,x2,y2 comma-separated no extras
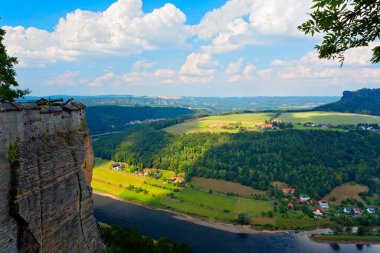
0,101,105,253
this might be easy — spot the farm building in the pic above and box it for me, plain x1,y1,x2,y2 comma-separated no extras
318,200,329,209
354,208,361,215
300,194,310,202
261,124,279,130
367,207,376,214
343,207,353,215
313,207,324,216
282,188,296,195
111,163,125,170
169,177,185,184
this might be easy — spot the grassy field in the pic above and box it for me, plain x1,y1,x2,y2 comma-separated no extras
325,182,368,205
271,181,289,189
310,233,380,244
164,113,274,135
92,160,276,225
92,161,331,229
164,111,380,135
191,177,266,197
277,111,380,125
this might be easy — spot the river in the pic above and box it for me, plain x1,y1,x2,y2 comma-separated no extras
93,194,380,253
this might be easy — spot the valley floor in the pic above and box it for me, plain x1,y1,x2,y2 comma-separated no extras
91,159,331,231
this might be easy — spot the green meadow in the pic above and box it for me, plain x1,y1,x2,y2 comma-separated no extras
277,111,380,125
164,111,380,135
92,159,326,229
164,113,274,135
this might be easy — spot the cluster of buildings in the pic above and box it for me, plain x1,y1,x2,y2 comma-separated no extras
261,123,280,130
358,126,378,131
299,122,379,131
299,122,337,129
343,207,377,215
282,188,330,217
281,187,378,217
111,163,125,171
136,168,185,184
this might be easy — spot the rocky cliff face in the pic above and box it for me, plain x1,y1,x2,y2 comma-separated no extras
0,101,105,253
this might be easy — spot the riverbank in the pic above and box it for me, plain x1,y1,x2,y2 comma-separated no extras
92,164,329,231
93,193,380,253
94,191,286,235
310,234,380,244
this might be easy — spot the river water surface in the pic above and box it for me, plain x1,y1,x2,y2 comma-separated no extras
93,194,380,253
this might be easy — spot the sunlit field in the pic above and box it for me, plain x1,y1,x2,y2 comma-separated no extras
164,113,274,135
92,159,330,229
277,111,380,125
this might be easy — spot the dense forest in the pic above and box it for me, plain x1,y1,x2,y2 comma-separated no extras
101,225,193,253
94,125,380,198
315,88,380,116
86,106,194,134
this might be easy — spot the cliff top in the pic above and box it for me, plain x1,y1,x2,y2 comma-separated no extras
0,99,86,114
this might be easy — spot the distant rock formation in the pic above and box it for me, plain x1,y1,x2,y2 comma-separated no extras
314,88,380,115
0,101,105,253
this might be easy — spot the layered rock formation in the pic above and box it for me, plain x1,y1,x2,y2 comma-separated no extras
0,101,105,253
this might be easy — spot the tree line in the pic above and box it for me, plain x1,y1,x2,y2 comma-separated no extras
94,125,380,198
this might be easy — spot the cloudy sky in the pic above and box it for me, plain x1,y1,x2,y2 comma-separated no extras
2,0,380,97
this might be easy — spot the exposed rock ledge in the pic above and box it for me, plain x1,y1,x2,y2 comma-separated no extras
0,101,105,253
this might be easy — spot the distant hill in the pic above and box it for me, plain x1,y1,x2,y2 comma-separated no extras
315,88,380,115
86,106,194,135
21,95,338,112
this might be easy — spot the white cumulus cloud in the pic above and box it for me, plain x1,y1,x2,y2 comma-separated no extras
3,0,190,67
195,0,312,54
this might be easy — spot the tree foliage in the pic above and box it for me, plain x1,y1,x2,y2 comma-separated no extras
299,0,380,64
237,212,251,225
0,28,30,101
101,225,193,253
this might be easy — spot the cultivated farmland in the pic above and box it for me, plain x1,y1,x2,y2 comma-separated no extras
276,111,380,125
164,113,274,135
325,182,368,205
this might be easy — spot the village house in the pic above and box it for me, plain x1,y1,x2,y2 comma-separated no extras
111,163,125,171
287,203,294,210
354,208,361,215
282,188,296,195
367,207,376,214
318,200,329,209
137,169,151,176
313,207,324,216
169,176,185,184
261,123,279,130
303,122,315,127
300,194,310,202
343,207,353,215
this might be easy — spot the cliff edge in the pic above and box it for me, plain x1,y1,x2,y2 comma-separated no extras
0,100,105,252
314,88,380,116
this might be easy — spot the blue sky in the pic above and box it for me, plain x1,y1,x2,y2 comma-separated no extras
2,0,380,96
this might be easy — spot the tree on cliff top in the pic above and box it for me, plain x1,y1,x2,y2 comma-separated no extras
298,0,380,65
0,28,30,102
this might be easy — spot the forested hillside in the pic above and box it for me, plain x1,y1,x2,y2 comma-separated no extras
86,106,194,134
315,88,380,116
94,126,380,198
